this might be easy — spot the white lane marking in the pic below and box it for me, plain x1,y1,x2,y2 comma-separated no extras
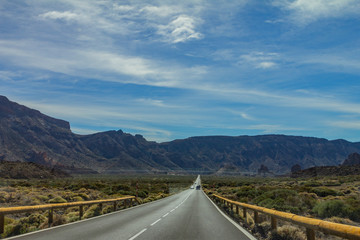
128,228,147,240
203,191,257,240
150,219,162,226
127,188,194,240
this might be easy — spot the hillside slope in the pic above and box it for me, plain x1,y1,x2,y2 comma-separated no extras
1,95,360,174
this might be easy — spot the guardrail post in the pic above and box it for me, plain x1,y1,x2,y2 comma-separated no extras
243,208,247,219
0,213,4,234
113,201,117,211
306,228,315,240
48,209,53,227
130,198,133,207
124,199,128,209
236,205,239,214
271,216,277,230
79,206,83,220
99,203,103,213
254,211,259,224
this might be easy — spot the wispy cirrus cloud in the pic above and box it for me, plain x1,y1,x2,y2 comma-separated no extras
39,11,79,21
0,39,207,87
212,50,280,69
272,0,360,25
329,121,360,130
239,52,279,69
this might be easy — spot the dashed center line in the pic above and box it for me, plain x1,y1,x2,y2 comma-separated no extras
150,219,162,226
128,228,147,240
128,191,193,240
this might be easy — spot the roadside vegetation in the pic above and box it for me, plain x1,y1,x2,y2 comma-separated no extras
0,175,193,238
202,175,360,240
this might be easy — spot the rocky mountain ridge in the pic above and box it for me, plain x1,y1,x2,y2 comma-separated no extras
1,95,360,174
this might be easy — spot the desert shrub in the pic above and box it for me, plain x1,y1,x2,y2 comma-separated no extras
253,222,272,238
77,192,89,200
48,196,67,203
65,211,80,223
3,213,47,237
0,191,9,203
83,205,102,219
137,190,148,198
236,186,263,200
303,180,322,187
310,187,340,197
344,197,360,221
115,184,131,191
102,205,114,214
270,225,306,240
323,181,341,186
325,216,359,226
72,196,84,202
312,200,352,219
46,213,67,227
36,195,49,202
253,189,305,214
298,192,317,210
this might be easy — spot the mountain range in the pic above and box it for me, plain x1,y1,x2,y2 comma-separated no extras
1,95,360,175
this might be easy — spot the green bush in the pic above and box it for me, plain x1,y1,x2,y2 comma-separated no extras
313,200,352,219
48,196,67,203
236,186,263,199
253,189,304,214
270,225,305,240
83,205,102,219
310,187,341,197
137,190,148,198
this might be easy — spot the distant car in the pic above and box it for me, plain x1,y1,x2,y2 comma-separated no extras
196,185,201,190
190,185,194,189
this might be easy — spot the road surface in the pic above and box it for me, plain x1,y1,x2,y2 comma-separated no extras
7,176,256,240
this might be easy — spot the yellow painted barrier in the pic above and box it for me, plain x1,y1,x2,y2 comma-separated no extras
212,194,360,240
0,196,137,234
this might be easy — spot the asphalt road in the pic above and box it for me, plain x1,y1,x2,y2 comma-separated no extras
7,176,256,240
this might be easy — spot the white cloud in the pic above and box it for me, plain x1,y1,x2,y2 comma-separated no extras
112,4,134,12
239,52,279,69
0,40,208,87
137,98,166,108
257,61,277,69
157,15,203,43
39,11,79,21
300,53,360,72
141,5,182,18
274,0,360,25
328,121,360,130
226,109,256,121
0,71,19,81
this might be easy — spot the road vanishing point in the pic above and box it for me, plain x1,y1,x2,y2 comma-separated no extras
6,176,256,240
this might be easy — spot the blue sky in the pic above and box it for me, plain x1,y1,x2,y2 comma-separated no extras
1,0,360,142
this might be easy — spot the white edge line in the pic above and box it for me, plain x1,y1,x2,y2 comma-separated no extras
3,190,188,240
202,190,257,240
162,213,169,217
128,228,147,240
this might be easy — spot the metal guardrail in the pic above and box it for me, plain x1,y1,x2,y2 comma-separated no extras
0,196,137,234
212,194,360,240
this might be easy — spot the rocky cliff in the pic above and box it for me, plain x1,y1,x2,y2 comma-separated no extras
1,95,360,174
